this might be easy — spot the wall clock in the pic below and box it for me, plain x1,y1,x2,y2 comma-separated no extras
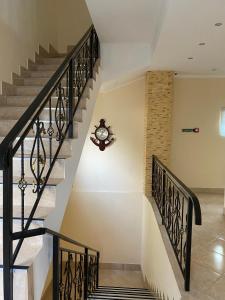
90,119,114,151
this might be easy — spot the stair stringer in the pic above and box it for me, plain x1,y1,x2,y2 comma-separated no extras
32,64,102,300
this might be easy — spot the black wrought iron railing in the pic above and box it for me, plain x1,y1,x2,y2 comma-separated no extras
152,155,202,291
0,25,100,299
13,228,100,299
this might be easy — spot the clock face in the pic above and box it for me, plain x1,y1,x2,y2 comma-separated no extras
95,127,109,141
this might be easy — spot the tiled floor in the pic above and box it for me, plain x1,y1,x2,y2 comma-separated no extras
189,192,225,300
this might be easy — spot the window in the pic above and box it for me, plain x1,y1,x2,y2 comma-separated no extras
220,108,225,136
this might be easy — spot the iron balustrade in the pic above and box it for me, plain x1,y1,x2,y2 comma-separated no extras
152,155,202,291
12,228,100,299
0,25,100,299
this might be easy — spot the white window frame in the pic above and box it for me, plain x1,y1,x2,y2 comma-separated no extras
219,108,225,137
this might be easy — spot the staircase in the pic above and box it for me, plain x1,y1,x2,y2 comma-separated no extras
0,26,101,299
88,286,160,300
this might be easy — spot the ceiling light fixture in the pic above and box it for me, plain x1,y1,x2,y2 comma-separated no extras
215,22,223,27
199,42,206,46
211,68,217,71
188,57,193,60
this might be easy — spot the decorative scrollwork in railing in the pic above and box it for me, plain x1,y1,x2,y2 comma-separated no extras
55,82,68,142
88,255,98,294
30,119,47,193
0,25,100,300
58,248,99,300
152,155,202,291
75,255,84,299
12,228,100,300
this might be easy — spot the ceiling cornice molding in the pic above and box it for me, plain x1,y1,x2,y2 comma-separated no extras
175,74,225,79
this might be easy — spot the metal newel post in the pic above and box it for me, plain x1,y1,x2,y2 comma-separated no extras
84,247,89,299
90,29,94,78
151,156,154,197
184,199,193,291
97,31,100,60
68,59,74,139
53,236,60,299
162,169,166,224
3,147,13,300
96,252,100,288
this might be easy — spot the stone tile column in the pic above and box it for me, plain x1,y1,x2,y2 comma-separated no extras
145,71,174,197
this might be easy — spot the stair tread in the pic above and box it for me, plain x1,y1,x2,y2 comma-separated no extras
88,287,158,300
88,295,159,300
0,106,65,111
92,293,155,297
22,71,55,77
0,136,72,143
33,64,59,67
15,85,44,87
88,295,156,300
0,176,62,186
95,290,153,295
89,295,157,300
98,286,149,291
0,117,67,121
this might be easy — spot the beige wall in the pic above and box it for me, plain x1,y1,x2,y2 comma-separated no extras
141,196,181,300
171,77,225,188
61,78,145,263
75,78,145,193
56,0,92,52
0,0,57,89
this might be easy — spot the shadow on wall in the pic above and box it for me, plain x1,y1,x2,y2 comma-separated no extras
56,0,92,52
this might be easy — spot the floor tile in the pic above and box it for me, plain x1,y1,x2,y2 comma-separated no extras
208,238,225,256
99,269,145,288
190,262,221,293
188,193,225,299
204,273,225,300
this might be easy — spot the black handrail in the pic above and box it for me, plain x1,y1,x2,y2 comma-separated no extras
1,25,100,300
12,227,98,252
13,227,100,299
152,155,202,292
152,155,202,225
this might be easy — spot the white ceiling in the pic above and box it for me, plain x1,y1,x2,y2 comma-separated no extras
86,0,165,46
86,0,225,85
151,0,225,75
86,0,166,86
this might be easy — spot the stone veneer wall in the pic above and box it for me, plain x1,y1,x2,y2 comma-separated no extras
145,71,174,197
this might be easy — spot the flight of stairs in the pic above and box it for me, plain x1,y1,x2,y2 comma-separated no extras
88,286,161,300
0,47,101,299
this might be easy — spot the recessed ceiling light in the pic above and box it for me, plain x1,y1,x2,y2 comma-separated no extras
188,57,193,60
215,22,223,27
199,42,206,46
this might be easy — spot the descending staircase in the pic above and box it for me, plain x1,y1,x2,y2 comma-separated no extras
88,286,160,300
